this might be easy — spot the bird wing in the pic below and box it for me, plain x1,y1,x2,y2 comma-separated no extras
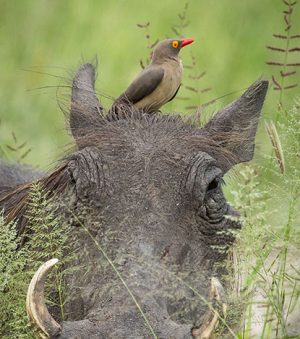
121,66,165,104
168,84,181,102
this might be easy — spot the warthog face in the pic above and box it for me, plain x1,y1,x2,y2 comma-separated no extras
1,63,268,338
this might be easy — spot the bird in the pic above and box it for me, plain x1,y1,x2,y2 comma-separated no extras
110,38,194,117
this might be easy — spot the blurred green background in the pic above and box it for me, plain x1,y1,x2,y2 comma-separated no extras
0,0,299,169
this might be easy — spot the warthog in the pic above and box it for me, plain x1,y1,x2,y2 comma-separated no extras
0,63,268,338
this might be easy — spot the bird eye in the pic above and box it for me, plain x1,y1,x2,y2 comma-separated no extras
172,40,179,48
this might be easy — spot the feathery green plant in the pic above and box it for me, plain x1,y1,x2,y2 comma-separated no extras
25,182,74,321
0,182,74,337
227,105,300,338
0,214,33,338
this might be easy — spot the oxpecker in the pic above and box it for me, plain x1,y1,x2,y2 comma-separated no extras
110,38,194,116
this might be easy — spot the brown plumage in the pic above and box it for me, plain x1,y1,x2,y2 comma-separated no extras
110,38,194,116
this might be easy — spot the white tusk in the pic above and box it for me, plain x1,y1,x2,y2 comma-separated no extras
26,258,62,338
192,277,227,339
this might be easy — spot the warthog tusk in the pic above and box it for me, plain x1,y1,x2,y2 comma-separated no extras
192,277,227,339
26,258,62,338
26,261,227,338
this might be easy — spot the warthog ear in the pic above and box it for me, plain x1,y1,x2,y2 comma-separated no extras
70,62,104,142
203,80,268,169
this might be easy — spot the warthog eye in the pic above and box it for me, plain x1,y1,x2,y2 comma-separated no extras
207,177,225,192
185,153,228,226
201,177,228,224
207,178,219,191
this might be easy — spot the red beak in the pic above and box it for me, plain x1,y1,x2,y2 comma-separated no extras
181,38,194,48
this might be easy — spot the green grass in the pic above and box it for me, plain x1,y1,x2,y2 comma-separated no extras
0,183,74,338
0,1,300,337
1,0,299,167
224,105,300,338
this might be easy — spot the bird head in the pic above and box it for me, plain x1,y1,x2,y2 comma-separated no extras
151,38,194,63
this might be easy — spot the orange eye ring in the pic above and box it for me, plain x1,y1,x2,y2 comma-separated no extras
172,40,179,48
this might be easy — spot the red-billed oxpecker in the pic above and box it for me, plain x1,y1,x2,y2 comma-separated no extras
110,38,194,117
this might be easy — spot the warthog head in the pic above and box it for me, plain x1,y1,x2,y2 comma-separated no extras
1,63,268,338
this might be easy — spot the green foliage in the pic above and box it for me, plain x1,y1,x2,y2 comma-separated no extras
1,0,298,167
221,2,300,336
0,215,32,338
26,182,71,264
25,182,74,321
226,106,300,338
0,183,73,337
